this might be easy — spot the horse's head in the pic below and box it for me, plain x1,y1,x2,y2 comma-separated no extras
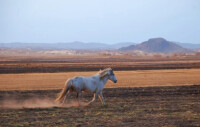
107,69,117,83
100,68,117,83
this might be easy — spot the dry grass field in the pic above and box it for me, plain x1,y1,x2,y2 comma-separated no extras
0,69,200,91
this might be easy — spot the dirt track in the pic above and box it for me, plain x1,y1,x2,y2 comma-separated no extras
0,85,200,127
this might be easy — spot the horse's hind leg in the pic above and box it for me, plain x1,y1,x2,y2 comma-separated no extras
62,91,70,105
62,95,67,105
76,92,82,106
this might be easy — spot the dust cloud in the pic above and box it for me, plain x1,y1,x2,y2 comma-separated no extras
0,98,86,109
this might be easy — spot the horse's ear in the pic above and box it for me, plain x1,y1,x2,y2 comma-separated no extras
110,70,114,75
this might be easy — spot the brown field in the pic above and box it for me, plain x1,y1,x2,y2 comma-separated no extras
1,55,200,126
0,69,200,126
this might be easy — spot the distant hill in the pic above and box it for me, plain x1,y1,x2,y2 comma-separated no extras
0,39,197,53
120,38,192,53
174,42,200,49
0,42,135,50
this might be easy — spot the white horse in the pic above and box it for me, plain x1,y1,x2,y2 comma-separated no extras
56,68,117,105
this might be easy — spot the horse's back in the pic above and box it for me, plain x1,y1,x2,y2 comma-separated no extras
72,76,84,85
71,76,98,92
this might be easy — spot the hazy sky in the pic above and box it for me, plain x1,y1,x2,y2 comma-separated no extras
0,0,200,44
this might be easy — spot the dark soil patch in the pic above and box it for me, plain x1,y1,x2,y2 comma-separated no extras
0,85,200,127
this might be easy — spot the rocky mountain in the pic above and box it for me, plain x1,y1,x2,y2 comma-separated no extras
120,38,192,53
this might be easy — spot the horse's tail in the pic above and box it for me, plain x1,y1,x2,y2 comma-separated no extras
56,79,72,103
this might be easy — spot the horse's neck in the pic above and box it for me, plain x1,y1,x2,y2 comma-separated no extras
93,74,109,86
100,75,109,86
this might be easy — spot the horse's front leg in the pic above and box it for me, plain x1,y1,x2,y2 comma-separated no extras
87,93,97,105
98,91,105,105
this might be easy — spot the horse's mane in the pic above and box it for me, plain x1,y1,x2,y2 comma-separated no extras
97,68,112,79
